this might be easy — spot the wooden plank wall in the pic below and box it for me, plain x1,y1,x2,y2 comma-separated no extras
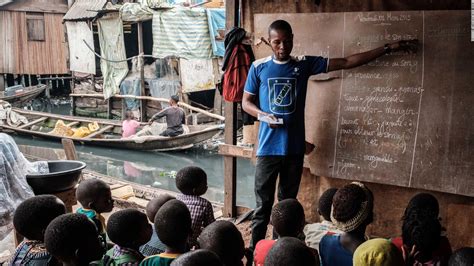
0,11,68,74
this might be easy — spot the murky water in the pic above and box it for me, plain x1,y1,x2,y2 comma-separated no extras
11,103,256,207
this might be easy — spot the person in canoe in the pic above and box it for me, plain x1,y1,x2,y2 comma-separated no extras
148,95,186,137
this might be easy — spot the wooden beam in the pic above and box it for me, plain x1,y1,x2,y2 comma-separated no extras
83,125,114,139
137,22,147,121
61,138,78,160
18,117,48,129
218,144,253,159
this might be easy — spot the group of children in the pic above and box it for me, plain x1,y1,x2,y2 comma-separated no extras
7,165,474,265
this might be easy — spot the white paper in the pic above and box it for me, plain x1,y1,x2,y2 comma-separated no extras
258,113,283,125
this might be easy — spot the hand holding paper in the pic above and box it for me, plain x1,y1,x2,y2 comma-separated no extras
258,113,283,125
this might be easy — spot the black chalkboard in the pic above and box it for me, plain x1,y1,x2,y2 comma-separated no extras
254,11,473,196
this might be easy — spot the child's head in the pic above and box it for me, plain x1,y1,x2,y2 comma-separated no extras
331,182,374,233
13,195,66,242
146,194,175,222
170,250,222,266
402,210,441,262
448,247,474,266
176,166,208,196
107,209,152,250
44,213,103,265
155,199,191,251
197,220,244,266
271,199,305,237
404,193,439,218
125,110,135,120
317,188,338,221
353,238,404,266
76,179,114,213
264,237,318,266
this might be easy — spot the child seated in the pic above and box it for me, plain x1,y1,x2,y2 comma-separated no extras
122,111,141,138
353,238,404,266
319,182,374,266
399,209,445,265
170,250,222,266
304,188,342,251
264,237,319,266
140,199,192,266
44,213,104,265
449,247,474,266
140,194,175,256
9,195,66,265
253,199,308,266
76,179,114,249
102,209,152,265
391,193,452,265
197,220,245,266
175,166,215,248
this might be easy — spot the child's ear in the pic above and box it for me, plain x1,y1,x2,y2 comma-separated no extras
74,248,81,261
87,202,94,209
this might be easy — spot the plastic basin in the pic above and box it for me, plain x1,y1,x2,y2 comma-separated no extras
26,160,86,194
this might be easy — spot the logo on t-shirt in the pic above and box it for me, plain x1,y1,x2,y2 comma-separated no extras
267,78,297,115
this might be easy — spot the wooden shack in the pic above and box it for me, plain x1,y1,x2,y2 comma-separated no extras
0,0,69,90
222,0,473,250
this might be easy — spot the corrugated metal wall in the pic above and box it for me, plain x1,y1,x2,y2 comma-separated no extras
0,11,68,74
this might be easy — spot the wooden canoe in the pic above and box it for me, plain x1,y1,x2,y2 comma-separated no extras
1,108,223,151
0,84,46,106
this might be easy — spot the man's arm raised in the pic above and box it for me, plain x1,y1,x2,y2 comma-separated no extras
327,39,418,72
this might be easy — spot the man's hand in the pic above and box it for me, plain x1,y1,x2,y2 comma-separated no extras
389,39,419,54
402,244,420,265
261,113,282,128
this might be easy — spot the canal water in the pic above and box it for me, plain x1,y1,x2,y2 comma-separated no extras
11,102,256,208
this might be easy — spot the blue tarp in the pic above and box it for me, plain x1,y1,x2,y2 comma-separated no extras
120,79,140,110
206,8,225,57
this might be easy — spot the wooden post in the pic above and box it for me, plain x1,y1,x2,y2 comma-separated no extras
222,0,239,218
107,98,113,119
223,102,237,217
0,74,4,91
71,74,76,116
137,22,146,121
71,96,76,116
61,138,78,160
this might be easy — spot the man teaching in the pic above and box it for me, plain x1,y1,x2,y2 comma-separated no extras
242,20,417,251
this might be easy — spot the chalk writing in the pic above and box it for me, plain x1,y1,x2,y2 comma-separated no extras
363,153,394,168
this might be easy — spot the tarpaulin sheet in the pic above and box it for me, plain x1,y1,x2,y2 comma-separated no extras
120,79,140,110
66,22,96,74
97,13,129,99
152,7,212,59
148,78,180,101
119,2,153,22
206,8,225,57
179,58,215,93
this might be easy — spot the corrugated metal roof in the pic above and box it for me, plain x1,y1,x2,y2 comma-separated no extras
0,0,14,7
63,0,107,21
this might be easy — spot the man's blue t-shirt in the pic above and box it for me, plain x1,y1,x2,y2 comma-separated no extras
244,55,328,156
